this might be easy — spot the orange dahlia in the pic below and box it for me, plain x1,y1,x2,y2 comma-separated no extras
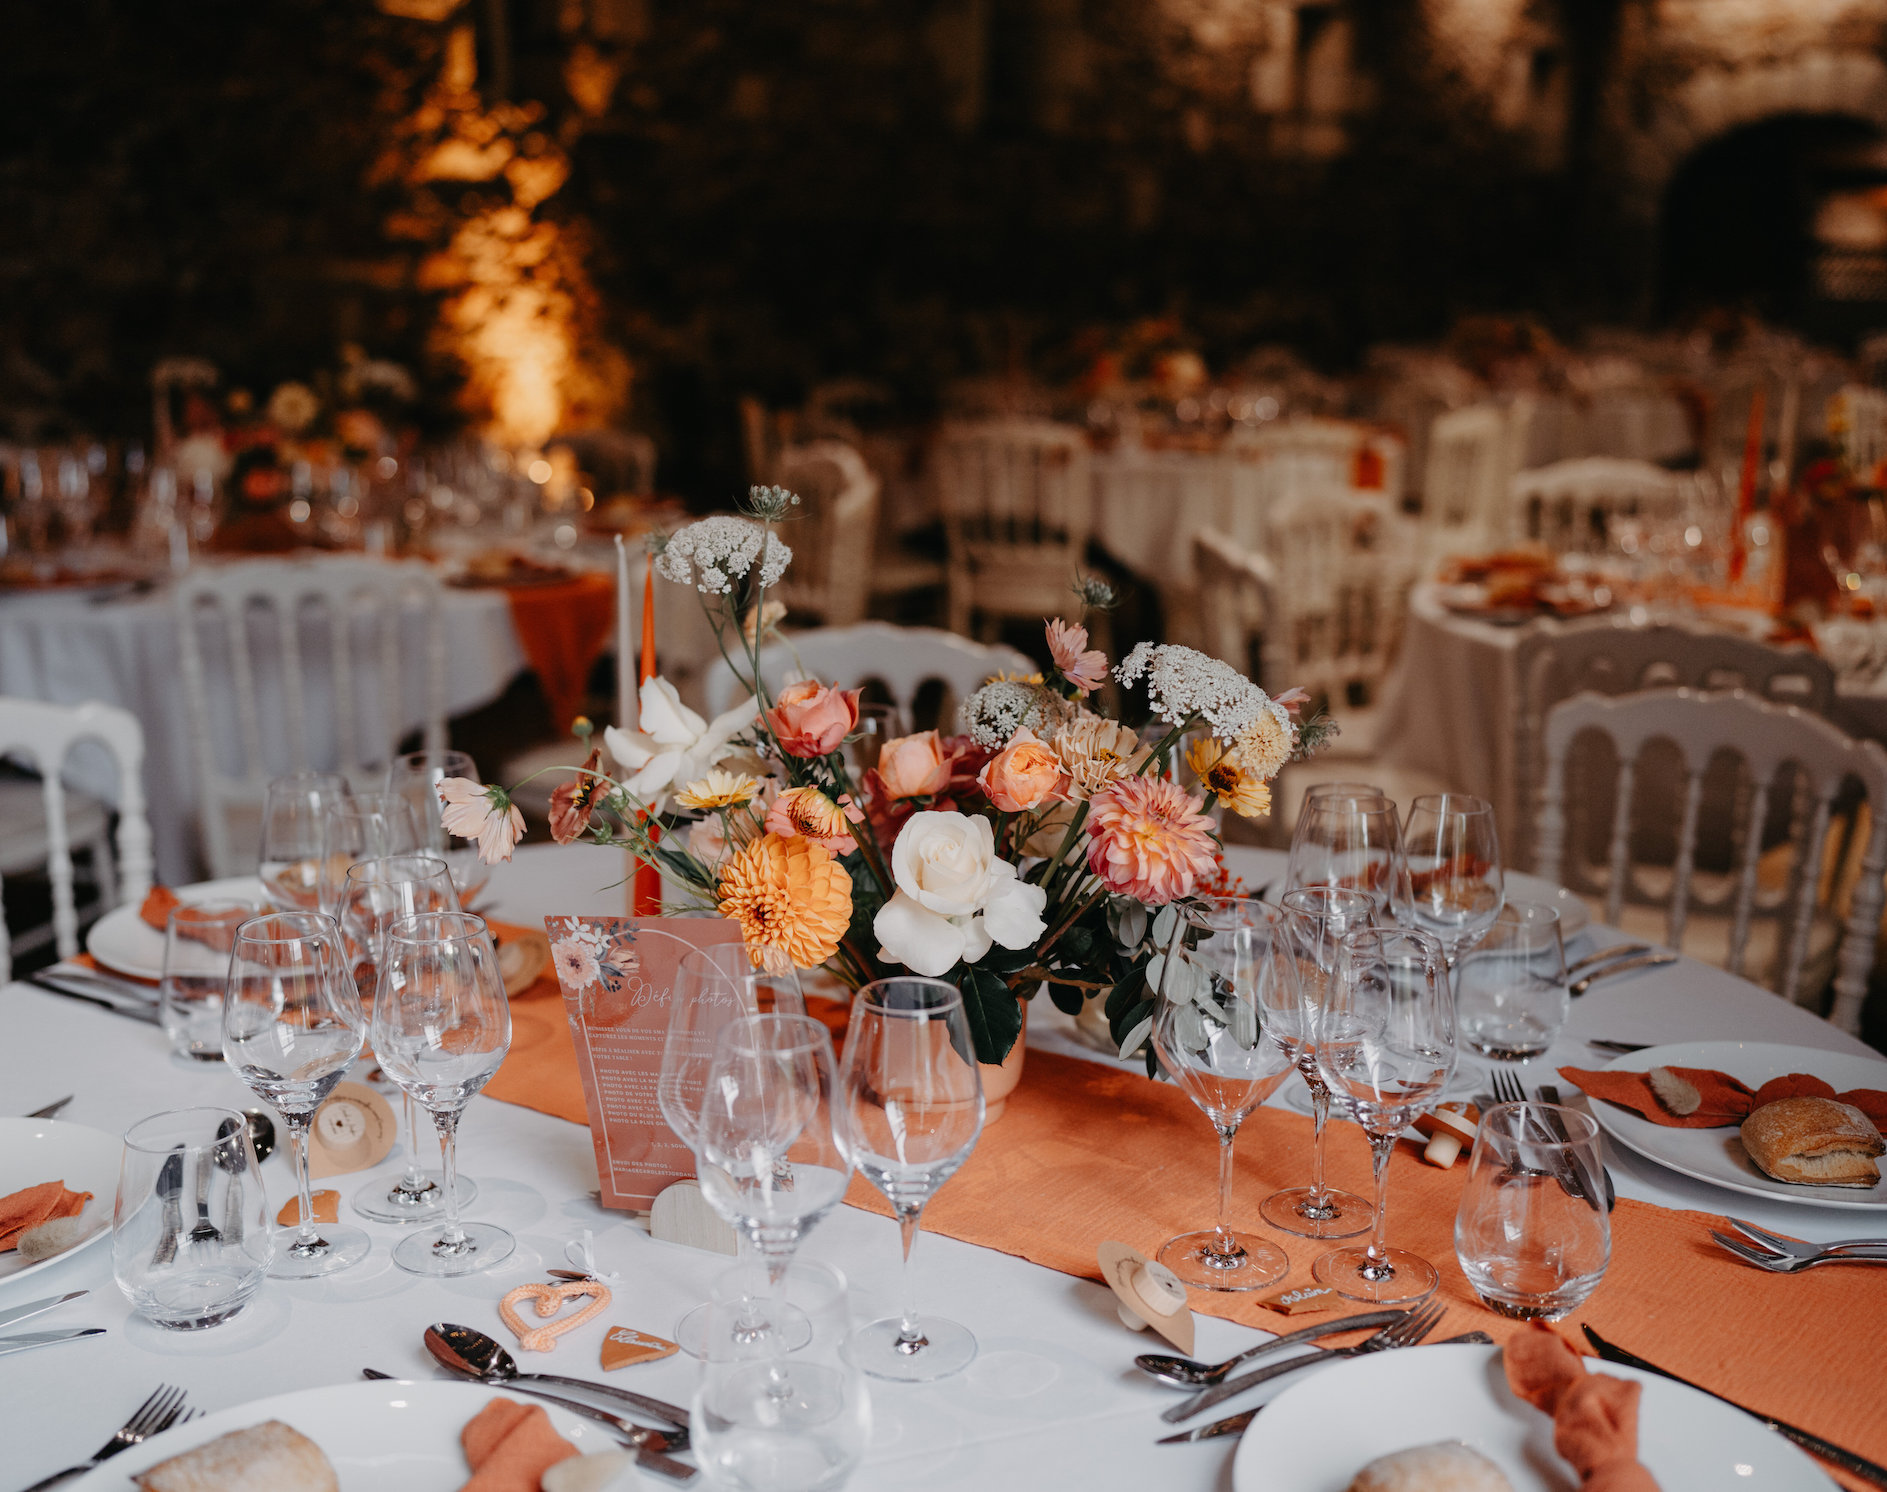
1084,776,1218,905
716,833,854,969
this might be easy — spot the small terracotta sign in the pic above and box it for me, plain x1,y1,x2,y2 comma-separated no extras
600,1324,679,1370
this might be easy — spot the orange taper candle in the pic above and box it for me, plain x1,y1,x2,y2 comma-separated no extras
634,548,662,916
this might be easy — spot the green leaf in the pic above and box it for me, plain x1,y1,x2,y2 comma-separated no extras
961,966,1024,1067
1110,996,1154,1047
1047,981,1086,1017
650,845,713,889
1104,966,1144,1023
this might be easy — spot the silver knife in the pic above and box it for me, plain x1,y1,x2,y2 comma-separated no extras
0,1328,105,1358
28,973,162,1024
25,1096,73,1120
0,1291,87,1333
41,965,159,1002
1565,943,1650,978
1583,1327,1887,1488
1135,1308,1407,1387
1569,952,1676,997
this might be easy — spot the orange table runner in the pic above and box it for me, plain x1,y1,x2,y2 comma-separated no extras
485,995,1887,1482
500,572,616,732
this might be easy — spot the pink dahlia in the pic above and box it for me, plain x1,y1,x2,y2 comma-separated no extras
1046,618,1108,695
1084,776,1217,905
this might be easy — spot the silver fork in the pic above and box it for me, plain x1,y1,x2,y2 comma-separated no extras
1489,1068,1525,1107
1725,1217,1887,1258
21,1386,197,1490
1711,1220,1887,1273
1162,1300,1447,1423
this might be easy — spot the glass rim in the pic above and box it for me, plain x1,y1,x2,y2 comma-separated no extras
1481,1100,1600,1144
719,1011,834,1059
266,770,349,794
166,898,257,926
123,1105,248,1153
383,909,491,945
856,976,964,1017
234,910,342,945
391,747,475,772
1407,792,1495,817
1341,924,1446,958
1494,898,1562,927
342,852,452,883
324,791,413,817
1303,780,1387,800
1299,792,1396,812
1279,885,1376,915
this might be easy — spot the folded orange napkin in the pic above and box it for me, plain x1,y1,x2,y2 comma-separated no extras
140,886,180,931
139,886,243,955
0,1181,92,1252
1504,1321,1660,1491
459,1399,579,1492
1559,1066,1887,1134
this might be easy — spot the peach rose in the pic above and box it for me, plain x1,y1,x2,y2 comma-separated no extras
765,679,862,758
976,728,1071,814
874,730,953,801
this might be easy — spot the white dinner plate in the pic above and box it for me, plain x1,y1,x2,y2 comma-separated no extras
0,1117,118,1291
66,1380,615,1489
1590,1040,1887,1210
1503,870,1591,940
84,876,267,981
1231,1343,1833,1491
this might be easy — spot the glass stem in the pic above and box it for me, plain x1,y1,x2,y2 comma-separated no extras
1364,1132,1396,1276
895,1203,926,1345
284,1111,322,1250
1307,1081,1331,1204
402,1090,426,1189
434,1108,465,1248
1213,1120,1239,1254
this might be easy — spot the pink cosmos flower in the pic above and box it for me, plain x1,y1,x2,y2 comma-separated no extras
1084,776,1217,905
1046,618,1108,694
437,777,525,865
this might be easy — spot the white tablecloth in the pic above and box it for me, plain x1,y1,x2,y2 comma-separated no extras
3,843,1876,1488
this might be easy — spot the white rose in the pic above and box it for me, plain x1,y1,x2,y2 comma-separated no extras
604,677,758,810
873,811,1047,976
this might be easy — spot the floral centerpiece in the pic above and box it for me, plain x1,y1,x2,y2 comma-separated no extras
439,486,1334,1068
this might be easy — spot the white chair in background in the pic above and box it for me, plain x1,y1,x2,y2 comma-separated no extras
1191,529,1276,684
1420,399,1532,566
0,698,152,981
704,622,1032,733
1225,417,1406,508
176,556,447,878
769,441,880,627
1535,687,1887,1032
932,420,1091,639
1510,457,1685,554
1831,384,1887,477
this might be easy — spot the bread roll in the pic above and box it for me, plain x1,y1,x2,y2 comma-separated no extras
1346,1441,1513,1492
1741,1096,1886,1187
134,1421,337,1492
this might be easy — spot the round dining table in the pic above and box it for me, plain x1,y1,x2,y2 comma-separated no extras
1,843,1877,1489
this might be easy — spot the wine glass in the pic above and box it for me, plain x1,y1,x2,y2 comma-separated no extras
337,855,470,1224
835,978,983,1382
1392,793,1503,966
257,772,351,910
1287,792,1406,917
316,793,422,915
386,748,491,907
692,1013,852,1357
659,945,809,1358
1260,887,1375,1239
221,911,370,1278
1152,898,1296,1291
370,911,514,1277
1312,926,1456,1304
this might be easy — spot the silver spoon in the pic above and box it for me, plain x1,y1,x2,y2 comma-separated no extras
425,1323,691,1428
242,1109,276,1164
1134,1308,1408,1387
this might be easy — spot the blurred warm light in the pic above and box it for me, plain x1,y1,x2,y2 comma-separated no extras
527,456,554,484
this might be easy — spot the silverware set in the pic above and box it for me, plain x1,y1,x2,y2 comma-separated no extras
21,1384,200,1491
1487,1068,1617,1211
1564,944,1678,996
0,1291,103,1362
27,964,162,1024
1711,1216,1887,1273
1133,1307,1406,1387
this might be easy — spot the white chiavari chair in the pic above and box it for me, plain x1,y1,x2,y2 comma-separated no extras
1191,529,1276,685
1420,398,1533,567
769,441,880,628
1509,457,1686,554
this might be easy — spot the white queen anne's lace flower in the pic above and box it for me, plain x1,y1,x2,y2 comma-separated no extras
1115,642,1291,746
959,680,1070,751
655,516,793,595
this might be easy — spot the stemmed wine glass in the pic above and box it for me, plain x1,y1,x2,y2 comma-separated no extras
691,1013,852,1356
387,748,491,908
1312,926,1456,1304
1259,887,1375,1239
316,793,422,915
658,945,809,1357
257,773,351,911
370,911,514,1276
1391,793,1504,966
221,911,370,1278
834,977,984,1382
1287,792,1406,918
337,854,471,1224
1152,898,1297,1291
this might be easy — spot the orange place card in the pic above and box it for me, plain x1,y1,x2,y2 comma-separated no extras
276,1190,340,1226
600,1324,679,1370
545,915,747,1210
1256,1283,1340,1316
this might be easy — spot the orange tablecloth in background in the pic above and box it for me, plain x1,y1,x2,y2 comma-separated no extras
484,1006,1887,1483
501,573,616,733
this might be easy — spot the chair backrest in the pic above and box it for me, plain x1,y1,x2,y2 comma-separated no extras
1421,399,1531,562
932,420,1091,552
1536,687,1887,1032
1260,491,1411,706
1510,456,1686,553
1831,384,1887,477
1191,530,1276,685
769,441,880,627
1225,417,1406,506
703,623,1033,730
175,556,447,878
0,697,152,978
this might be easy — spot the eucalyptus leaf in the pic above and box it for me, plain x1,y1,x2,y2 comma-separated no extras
1117,902,1147,951
1172,1000,1208,1054
1152,905,1178,947
1229,997,1258,1049
1145,951,1168,999
1117,1014,1153,1062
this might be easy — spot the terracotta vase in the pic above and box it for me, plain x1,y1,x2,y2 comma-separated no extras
979,1000,1028,1123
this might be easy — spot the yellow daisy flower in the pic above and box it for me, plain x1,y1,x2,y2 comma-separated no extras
1185,737,1273,819
674,769,762,812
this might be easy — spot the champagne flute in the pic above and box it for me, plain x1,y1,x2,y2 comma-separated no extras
221,911,370,1278
1392,793,1504,966
386,748,491,907
1287,793,1406,918
835,977,983,1382
1260,887,1375,1239
370,911,514,1277
1152,898,1296,1291
315,793,422,915
1312,925,1456,1304
338,855,470,1224
257,772,350,910
659,945,811,1358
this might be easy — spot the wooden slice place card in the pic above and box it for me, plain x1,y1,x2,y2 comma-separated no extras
1099,1240,1194,1356
308,1082,397,1178
600,1324,679,1371
545,915,747,1211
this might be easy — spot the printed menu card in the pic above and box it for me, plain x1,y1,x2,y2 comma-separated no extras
545,915,746,1210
